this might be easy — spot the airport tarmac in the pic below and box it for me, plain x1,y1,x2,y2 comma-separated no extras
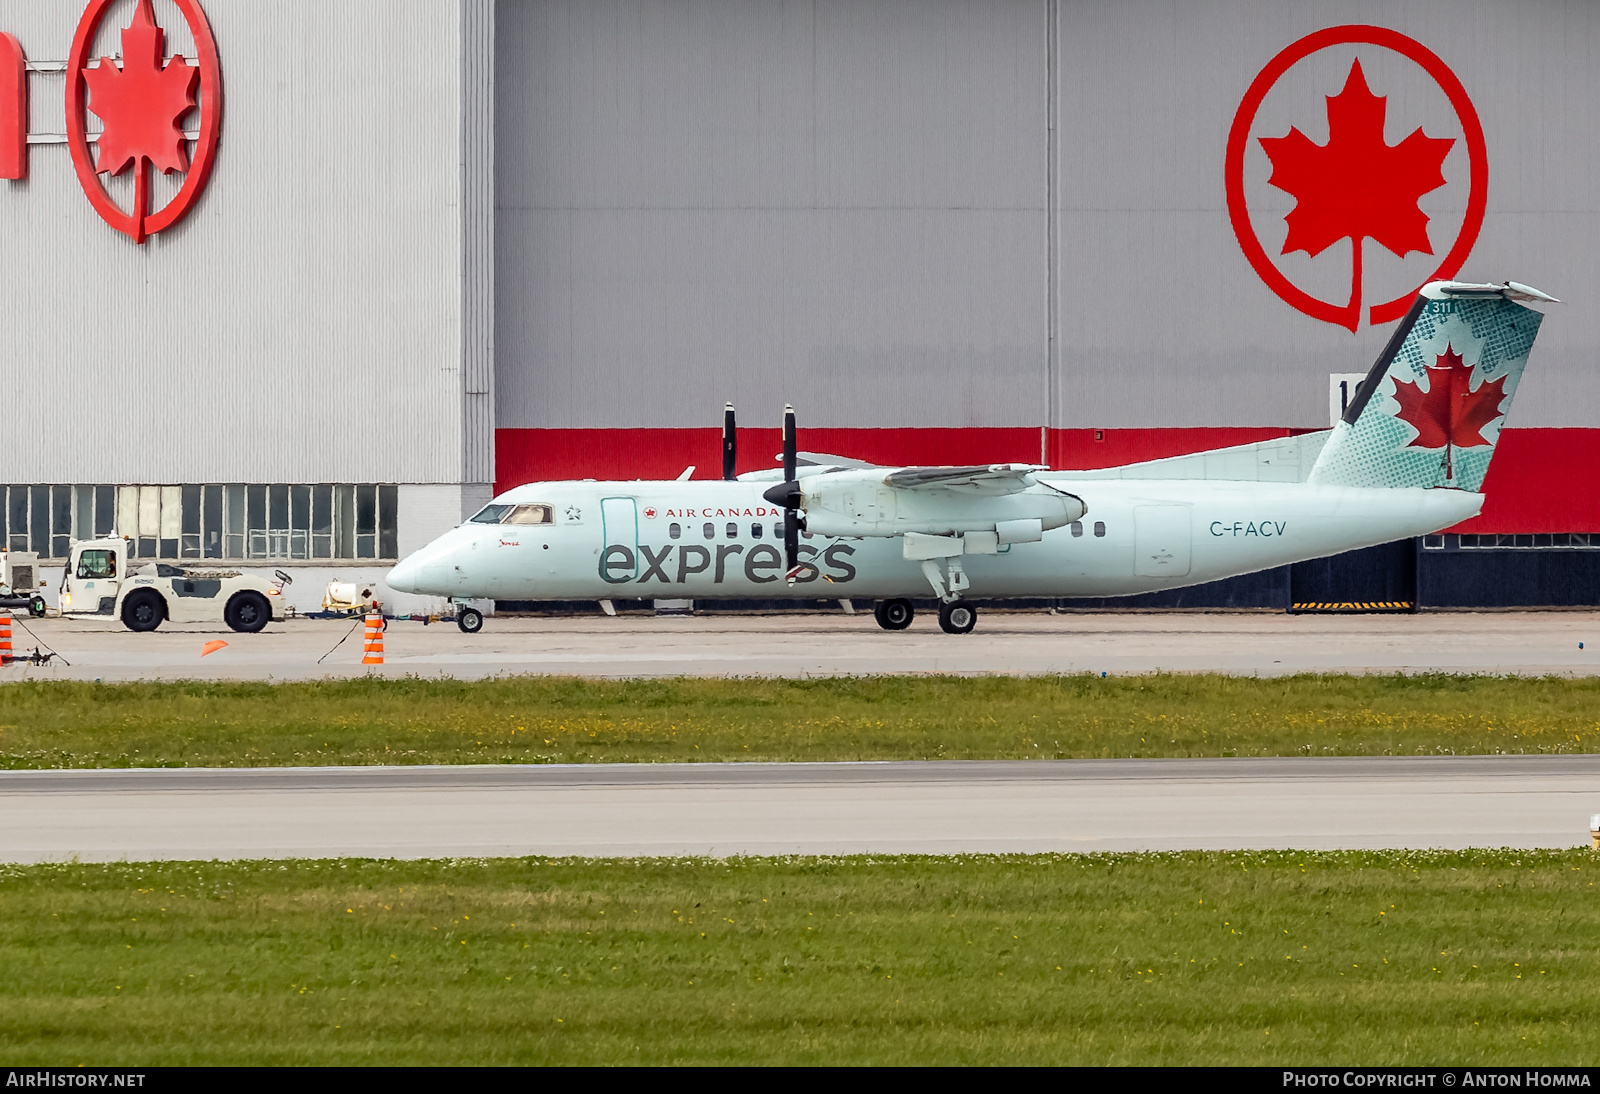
4,610,1600,680
0,756,1594,861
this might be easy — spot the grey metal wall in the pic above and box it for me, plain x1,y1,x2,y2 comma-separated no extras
461,0,496,484
495,0,1049,430
1055,0,1600,429
3,0,494,485
495,0,1600,432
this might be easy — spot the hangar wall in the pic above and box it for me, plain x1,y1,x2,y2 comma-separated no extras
493,0,1600,543
3,0,495,489
1054,0,1600,431
495,0,1049,431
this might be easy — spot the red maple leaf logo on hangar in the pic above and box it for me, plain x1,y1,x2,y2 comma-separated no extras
1224,26,1488,332
1259,60,1453,316
1391,345,1507,481
65,0,223,244
85,0,197,179
82,0,197,242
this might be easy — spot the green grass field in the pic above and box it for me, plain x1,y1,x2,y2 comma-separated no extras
1,851,1595,1065
1,674,1598,769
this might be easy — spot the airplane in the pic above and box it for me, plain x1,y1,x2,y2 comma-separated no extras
387,280,1557,634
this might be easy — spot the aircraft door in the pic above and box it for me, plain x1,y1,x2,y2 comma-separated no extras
600,497,638,580
1133,505,1191,578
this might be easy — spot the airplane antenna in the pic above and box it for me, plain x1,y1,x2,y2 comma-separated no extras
722,403,737,480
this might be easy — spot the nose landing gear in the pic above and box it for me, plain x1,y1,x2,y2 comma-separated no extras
456,606,484,634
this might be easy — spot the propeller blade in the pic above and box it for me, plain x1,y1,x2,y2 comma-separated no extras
722,403,737,480
780,404,801,580
782,403,796,483
785,510,801,582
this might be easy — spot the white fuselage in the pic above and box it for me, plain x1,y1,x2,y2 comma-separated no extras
386,478,1481,602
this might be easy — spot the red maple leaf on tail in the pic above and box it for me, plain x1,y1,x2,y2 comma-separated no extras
1258,60,1454,331
1391,345,1507,481
82,0,198,243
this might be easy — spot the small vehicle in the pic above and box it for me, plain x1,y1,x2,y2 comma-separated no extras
0,550,46,617
60,538,288,633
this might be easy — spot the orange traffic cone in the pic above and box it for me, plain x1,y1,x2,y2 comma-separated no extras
361,610,385,665
0,612,11,666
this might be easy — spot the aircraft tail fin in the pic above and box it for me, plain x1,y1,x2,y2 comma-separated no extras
1307,281,1555,491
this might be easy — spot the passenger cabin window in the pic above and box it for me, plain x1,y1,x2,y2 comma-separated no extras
76,549,116,579
772,522,783,539
703,522,715,540
726,523,737,539
669,522,682,540
751,523,762,539
1070,521,1083,537
1093,521,1106,537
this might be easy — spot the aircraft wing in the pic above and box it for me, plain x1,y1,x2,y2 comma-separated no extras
882,463,1047,496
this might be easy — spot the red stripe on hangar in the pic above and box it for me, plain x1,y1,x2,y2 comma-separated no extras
494,427,1600,534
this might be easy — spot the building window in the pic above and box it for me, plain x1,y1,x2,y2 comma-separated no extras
0,484,399,562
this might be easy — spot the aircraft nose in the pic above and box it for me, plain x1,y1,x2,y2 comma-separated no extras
386,554,425,594
388,551,453,595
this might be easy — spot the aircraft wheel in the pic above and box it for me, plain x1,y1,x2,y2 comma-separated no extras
937,600,977,635
874,598,915,631
120,590,165,633
225,591,272,633
457,606,484,634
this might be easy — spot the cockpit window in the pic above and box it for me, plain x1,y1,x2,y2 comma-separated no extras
468,503,553,526
503,505,554,526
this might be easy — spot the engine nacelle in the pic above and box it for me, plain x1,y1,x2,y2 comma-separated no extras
794,469,1086,539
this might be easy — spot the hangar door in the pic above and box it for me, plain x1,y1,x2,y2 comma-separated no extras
1133,505,1191,578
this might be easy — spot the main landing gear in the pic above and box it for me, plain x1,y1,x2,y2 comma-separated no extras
937,601,977,635
872,597,978,634
874,598,915,630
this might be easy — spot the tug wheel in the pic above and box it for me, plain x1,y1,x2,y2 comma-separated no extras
225,591,272,633
120,590,165,633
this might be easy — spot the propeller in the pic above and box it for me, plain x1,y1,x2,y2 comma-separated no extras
722,403,737,481
760,404,805,583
